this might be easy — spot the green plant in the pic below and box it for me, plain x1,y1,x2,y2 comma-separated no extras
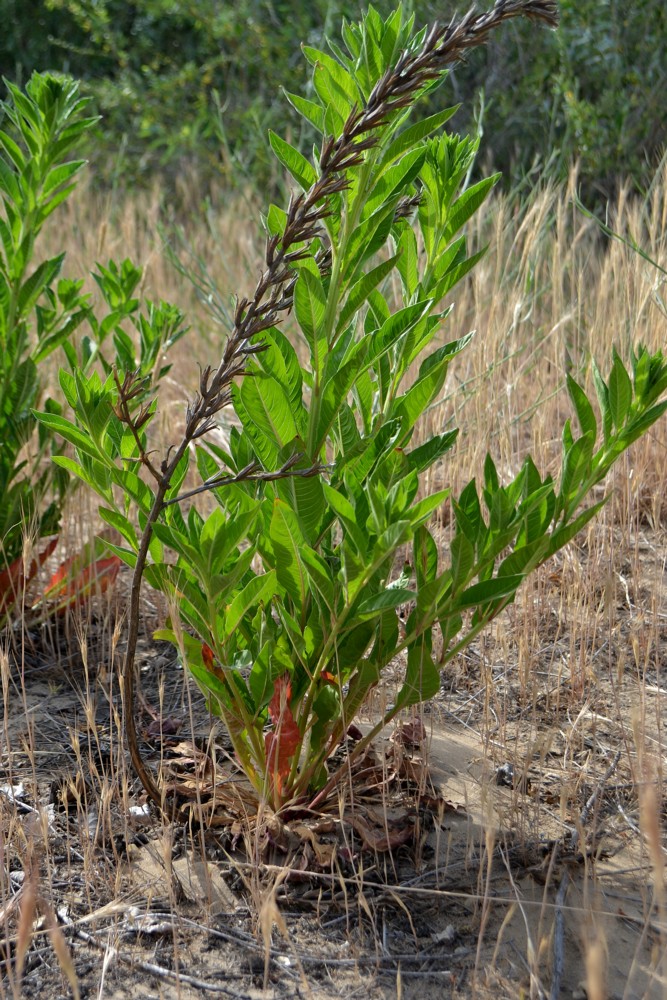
10,1,665,200
35,0,667,815
26,0,371,189
0,72,96,620
0,72,187,625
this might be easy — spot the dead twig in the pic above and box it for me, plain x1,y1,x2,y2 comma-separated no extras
64,919,261,998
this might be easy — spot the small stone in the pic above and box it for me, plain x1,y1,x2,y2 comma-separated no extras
432,924,456,944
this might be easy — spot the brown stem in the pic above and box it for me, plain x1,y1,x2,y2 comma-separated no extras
122,484,170,809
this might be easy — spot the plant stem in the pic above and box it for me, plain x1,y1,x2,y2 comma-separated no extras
122,486,169,809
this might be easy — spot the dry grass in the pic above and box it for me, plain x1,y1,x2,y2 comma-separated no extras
1,163,666,998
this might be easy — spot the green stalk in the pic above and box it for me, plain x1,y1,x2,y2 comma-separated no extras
306,150,380,459
284,538,398,793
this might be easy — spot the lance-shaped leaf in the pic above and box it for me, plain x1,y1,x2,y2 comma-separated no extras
268,499,308,618
357,586,415,620
224,570,277,638
608,351,632,430
294,268,327,375
269,131,317,192
396,635,440,708
336,254,400,336
567,374,597,440
238,372,297,459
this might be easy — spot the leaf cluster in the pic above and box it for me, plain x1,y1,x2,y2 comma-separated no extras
0,72,185,623
6,0,665,200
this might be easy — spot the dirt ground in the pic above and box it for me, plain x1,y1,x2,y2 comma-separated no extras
1,521,666,1000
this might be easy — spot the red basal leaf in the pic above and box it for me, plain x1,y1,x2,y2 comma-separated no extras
45,553,77,593
264,673,300,800
0,537,59,614
267,673,292,725
202,643,215,671
201,642,230,684
0,556,24,604
44,554,121,611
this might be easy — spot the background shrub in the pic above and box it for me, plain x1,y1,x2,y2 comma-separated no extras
2,0,664,200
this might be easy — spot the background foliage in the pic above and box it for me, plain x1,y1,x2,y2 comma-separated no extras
2,0,665,199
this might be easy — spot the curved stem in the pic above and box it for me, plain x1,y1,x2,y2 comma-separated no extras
122,486,169,810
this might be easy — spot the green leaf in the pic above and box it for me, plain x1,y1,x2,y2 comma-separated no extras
566,374,597,440
98,507,139,550
51,454,112,502
294,268,327,374
18,254,64,315
34,411,108,463
43,160,85,198
429,248,488,303
357,587,415,618
408,489,450,527
316,343,369,449
224,571,277,637
620,401,667,448
302,45,358,117
343,199,397,280
151,522,203,572
112,469,155,515
372,299,433,364
547,499,608,557
608,352,632,429
269,131,317,192
484,453,499,494
395,223,419,297
238,373,297,458
392,346,451,433
363,147,426,218
284,91,325,132
275,462,324,542
406,431,458,475
257,328,304,417
560,431,594,509
269,498,308,618
443,174,500,243
454,574,523,610
300,546,336,613
322,484,366,555
450,533,474,590
380,106,459,168
454,479,484,543
396,636,440,707
414,525,438,587
336,254,399,335
0,157,22,206
592,359,612,442
0,130,26,172
99,539,137,569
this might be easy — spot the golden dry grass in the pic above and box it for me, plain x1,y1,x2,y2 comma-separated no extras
4,162,665,998
44,164,667,509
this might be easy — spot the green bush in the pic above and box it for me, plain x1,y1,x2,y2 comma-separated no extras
0,72,186,624
441,0,667,197
36,2,667,813
3,0,664,198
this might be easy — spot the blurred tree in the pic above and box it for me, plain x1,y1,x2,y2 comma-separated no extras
437,0,667,198
1,0,664,200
